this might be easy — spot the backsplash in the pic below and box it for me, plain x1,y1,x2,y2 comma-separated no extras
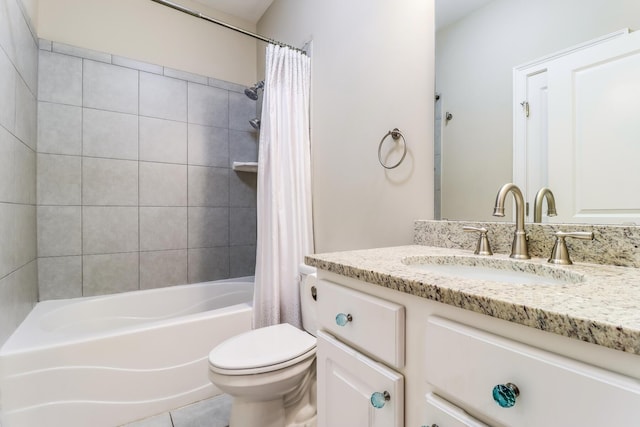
415,220,640,268
37,39,259,300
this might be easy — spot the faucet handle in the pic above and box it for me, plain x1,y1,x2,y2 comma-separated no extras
548,231,594,265
463,226,493,256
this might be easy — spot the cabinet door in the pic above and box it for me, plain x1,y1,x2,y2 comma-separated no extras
426,316,640,427
317,279,405,369
425,393,488,427
317,330,403,427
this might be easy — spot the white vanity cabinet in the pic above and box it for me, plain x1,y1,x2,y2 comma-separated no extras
425,316,640,427
312,269,640,427
424,393,488,427
316,279,405,427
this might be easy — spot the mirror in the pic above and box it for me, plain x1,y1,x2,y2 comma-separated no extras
435,0,640,224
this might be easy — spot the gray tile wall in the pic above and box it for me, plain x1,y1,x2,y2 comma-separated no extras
0,0,39,346
37,40,258,300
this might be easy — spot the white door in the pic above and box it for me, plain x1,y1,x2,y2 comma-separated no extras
316,330,403,427
513,29,640,224
548,29,640,224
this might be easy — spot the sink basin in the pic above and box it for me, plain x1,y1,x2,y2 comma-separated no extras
402,256,585,285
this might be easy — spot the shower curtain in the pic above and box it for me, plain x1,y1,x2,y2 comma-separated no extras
252,45,314,329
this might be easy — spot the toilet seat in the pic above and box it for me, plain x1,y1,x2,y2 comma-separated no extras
209,323,317,376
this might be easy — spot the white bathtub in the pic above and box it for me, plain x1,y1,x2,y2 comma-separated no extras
0,277,254,427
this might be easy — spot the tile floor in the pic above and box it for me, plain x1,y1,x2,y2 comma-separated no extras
120,394,231,427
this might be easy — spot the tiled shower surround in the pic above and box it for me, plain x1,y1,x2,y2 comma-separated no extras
36,40,258,300
0,0,39,345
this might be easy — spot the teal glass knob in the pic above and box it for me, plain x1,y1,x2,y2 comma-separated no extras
370,391,390,409
492,382,520,408
335,313,353,326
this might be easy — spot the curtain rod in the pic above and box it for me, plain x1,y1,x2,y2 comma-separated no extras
149,0,306,55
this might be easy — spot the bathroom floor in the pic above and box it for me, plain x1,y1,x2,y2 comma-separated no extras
120,394,231,427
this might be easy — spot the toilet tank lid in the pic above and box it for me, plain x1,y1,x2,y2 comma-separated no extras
208,323,316,370
299,263,316,276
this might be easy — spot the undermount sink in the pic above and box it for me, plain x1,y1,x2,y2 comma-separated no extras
402,256,585,285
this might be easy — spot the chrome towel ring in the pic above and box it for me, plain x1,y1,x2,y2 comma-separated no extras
378,128,407,169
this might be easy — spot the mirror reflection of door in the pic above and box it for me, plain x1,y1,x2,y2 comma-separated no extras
516,70,548,222
514,29,640,225
435,94,443,220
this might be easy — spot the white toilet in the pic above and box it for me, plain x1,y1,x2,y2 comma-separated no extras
208,264,318,427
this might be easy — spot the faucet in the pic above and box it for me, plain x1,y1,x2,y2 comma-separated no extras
492,183,530,259
533,187,557,223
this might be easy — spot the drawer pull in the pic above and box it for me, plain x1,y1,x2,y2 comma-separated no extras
492,382,520,408
335,313,353,326
370,391,390,408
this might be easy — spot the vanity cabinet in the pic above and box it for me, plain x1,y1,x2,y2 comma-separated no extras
424,393,488,427
425,316,640,427
312,270,640,427
316,279,405,427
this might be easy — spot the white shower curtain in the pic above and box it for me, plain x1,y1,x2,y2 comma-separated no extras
252,45,314,329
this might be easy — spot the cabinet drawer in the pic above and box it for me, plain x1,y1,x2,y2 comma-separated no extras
317,330,403,427
317,279,405,368
425,393,488,427
425,316,640,427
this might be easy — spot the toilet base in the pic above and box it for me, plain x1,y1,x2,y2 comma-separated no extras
227,369,317,427
229,398,317,427
229,397,286,427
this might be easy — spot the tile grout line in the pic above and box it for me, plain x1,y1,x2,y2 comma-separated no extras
186,80,190,285
227,89,231,278
138,68,141,291
80,58,84,297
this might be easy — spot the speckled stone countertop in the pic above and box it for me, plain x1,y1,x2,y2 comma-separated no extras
305,245,640,355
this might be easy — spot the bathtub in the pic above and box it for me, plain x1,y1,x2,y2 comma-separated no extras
0,277,254,427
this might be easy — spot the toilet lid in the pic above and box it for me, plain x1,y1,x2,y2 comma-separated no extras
209,323,316,370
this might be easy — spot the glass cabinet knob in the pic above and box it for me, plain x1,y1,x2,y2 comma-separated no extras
492,382,520,408
335,313,353,326
370,391,390,408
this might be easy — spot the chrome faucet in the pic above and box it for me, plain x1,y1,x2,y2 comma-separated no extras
533,187,557,223
493,183,530,259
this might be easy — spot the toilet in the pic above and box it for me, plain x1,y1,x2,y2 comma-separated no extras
208,264,318,427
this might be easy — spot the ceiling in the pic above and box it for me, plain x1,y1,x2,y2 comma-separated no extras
435,0,494,30
193,0,275,24
192,0,494,31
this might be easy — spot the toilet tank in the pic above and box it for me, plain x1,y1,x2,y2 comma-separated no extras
299,264,318,336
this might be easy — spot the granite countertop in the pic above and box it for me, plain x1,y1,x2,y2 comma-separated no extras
305,245,640,355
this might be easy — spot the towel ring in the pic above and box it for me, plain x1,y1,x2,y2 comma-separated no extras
378,128,407,169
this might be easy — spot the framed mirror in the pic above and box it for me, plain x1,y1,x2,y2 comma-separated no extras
435,0,640,224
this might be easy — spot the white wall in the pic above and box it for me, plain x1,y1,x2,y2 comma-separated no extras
437,0,640,222
19,0,36,26
259,0,435,253
37,0,258,85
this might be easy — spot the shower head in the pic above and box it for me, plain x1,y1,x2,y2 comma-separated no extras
244,80,264,100
249,118,261,130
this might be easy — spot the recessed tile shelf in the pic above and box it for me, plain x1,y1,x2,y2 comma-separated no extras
232,161,258,173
